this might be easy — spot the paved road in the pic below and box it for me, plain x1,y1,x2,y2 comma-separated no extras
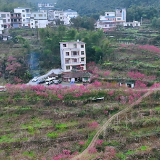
26,69,63,85
26,68,83,87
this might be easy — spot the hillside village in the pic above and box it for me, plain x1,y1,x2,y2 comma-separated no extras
0,3,141,39
1,0,160,159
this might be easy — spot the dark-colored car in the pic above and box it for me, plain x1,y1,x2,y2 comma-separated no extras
37,79,45,84
53,79,62,84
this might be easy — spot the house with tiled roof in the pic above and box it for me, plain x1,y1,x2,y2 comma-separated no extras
62,70,91,82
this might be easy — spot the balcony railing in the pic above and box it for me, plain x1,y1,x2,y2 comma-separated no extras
11,16,22,18
71,54,79,57
65,61,80,64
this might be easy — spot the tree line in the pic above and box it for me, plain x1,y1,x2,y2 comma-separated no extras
38,26,113,70
56,0,160,21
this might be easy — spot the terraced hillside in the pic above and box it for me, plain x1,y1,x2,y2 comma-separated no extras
95,90,160,160
0,91,121,159
103,44,160,81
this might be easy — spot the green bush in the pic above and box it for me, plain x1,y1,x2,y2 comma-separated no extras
47,132,58,138
56,123,67,130
28,126,34,133
116,152,126,160
23,151,35,157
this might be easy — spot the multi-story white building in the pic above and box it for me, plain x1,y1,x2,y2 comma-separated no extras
30,12,48,28
14,7,31,27
0,17,4,34
38,3,54,8
96,8,141,31
53,10,64,20
60,40,86,72
0,12,11,28
115,8,126,23
11,13,22,28
63,9,78,25
96,12,116,31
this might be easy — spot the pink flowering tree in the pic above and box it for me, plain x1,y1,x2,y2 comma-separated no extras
89,121,99,129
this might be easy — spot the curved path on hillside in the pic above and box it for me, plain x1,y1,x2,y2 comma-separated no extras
71,88,157,160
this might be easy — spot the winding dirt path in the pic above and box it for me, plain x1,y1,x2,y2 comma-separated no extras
71,88,157,160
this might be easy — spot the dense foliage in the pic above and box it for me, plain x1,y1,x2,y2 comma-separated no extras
38,26,112,69
56,0,160,21
0,0,36,12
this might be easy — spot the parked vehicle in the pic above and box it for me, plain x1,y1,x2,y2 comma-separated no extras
32,77,38,82
45,78,54,85
0,86,6,92
37,79,45,84
53,79,62,84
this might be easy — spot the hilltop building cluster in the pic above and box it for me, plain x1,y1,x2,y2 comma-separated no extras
0,4,78,33
0,6,141,35
95,8,140,31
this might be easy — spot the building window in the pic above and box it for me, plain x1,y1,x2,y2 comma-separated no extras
81,64,84,66
66,52,69,56
81,51,84,55
81,58,84,61
3,19,6,23
66,66,70,70
8,19,10,22
1,14,6,18
63,44,66,47
44,14,46,17
72,51,77,56
23,19,25,21
84,77,88,81
31,23,33,25
117,18,121,20
34,14,36,17
22,10,25,12
23,15,25,17
7,14,9,17
81,45,84,48
39,14,43,17
73,44,77,48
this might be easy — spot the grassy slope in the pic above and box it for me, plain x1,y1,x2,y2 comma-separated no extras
99,91,160,159
103,44,160,81
0,92,121,159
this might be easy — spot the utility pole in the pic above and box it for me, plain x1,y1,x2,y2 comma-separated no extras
141,17,143,26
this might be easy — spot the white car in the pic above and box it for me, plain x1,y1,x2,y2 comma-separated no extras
32,77,38,82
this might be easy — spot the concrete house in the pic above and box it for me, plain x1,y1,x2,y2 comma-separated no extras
0,12,11,28
30,12,48,28
115,8,126,23
0,17,4,34
38,3,54,8
63,9,78,25
62,71,91,82
14,7,31,27
95,8,139,32
123,21,141,28
60,40,86,72
11,13,22,28
96,12,116,31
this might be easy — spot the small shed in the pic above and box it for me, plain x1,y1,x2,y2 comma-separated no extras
62,70,91,83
